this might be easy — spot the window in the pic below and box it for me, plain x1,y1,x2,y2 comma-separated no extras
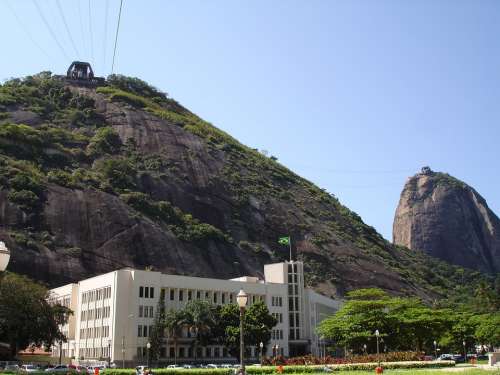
196,291,201,299
188,290,192,300
179,290,184,301
229,294,233,303
213,292,217,304
143,326,148,337
138,325,142,337
149,306,154,317
145,287,149,299
170,290,175,301
139,287,144,298
150,287,154,298
221,293,225,304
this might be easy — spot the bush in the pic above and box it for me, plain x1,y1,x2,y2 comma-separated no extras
87,127,122,156
96,157,136,190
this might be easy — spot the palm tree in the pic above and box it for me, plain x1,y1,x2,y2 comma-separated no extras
184,300,216,362
164,309,186,365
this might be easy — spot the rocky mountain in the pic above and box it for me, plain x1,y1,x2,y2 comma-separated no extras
393,167,500,274
0,73,485,299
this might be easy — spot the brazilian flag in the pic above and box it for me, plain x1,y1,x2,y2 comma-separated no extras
278,236,290,246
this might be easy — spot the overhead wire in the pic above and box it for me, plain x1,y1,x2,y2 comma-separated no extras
5,0,55,64
102,0,110,75
88,0,94,64
111,0,124,74
55,0,80,59
32,0,70,61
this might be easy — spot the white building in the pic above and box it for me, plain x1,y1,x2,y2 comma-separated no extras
49,261,341,366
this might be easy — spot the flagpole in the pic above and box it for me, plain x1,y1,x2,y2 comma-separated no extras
289,236,292,262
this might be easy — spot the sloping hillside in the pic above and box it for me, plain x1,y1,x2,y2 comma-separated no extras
0,73,485,298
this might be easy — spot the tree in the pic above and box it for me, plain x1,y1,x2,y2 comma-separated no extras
471,313,500,350
183,300,217,362
0,273,72,358
148,292,166,362
317,288,453,354
163,309,186,365
213,301,276,360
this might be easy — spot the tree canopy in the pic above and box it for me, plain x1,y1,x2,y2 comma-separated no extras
317,288,499,355
0,273,72,358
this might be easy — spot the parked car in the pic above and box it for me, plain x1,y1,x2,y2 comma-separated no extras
205,364,218,369
20,365,38,373
136,365,149,375
220,364,233,369
437,354,454,361
46,365,69,373
182,365,194,369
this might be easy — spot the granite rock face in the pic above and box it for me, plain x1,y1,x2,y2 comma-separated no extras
0,76,484,299
393,168,500,274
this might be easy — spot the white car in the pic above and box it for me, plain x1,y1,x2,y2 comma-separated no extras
135,366,149,375
20,365,38,373
167,365,181,369
205,364,218,369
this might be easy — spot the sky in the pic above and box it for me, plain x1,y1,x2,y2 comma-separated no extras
1,0,499,240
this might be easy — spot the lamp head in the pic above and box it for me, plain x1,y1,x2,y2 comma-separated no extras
146,342,151,349
0,241,10,272
236,289,248,308
259,342,264,348
375,329,380,337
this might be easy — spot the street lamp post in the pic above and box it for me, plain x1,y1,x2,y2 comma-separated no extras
259,342,264,366
108,339,112,368
433,340,437,359
375,330,380,367
363,344,367,355
237,289,248,375
463,340,466,363
146,342,151,369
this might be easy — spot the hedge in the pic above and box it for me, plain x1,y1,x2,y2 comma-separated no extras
100,361,455,375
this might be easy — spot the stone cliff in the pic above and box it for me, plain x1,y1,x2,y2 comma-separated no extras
393,167,500,274
0,73,485,298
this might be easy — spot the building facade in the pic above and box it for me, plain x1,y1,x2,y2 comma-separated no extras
49,261,341,365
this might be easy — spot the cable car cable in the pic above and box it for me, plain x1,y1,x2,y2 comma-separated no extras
32,0,70,61
111,0,124,74
55,0,80,58
5,0,55,64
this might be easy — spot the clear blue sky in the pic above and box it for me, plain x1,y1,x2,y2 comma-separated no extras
2,0,499,240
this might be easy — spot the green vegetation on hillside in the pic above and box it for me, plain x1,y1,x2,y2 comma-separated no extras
0,73,232,251
0,72,495,300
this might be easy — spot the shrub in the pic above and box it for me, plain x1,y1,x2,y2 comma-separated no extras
96,157,136,190
87,127,123,156
7,189,39,210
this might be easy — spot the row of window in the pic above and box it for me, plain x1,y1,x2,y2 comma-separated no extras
138,325,154,337
139,286,155,299
272,312,283,324
162,288,264,306
271,329,284,340
271,296,283,307
138,305,154,318
81,306,111,321
79,325,110,339
82,286,112,304
79,346,110,359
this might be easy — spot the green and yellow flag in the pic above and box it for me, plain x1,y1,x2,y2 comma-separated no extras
278,236,290,246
